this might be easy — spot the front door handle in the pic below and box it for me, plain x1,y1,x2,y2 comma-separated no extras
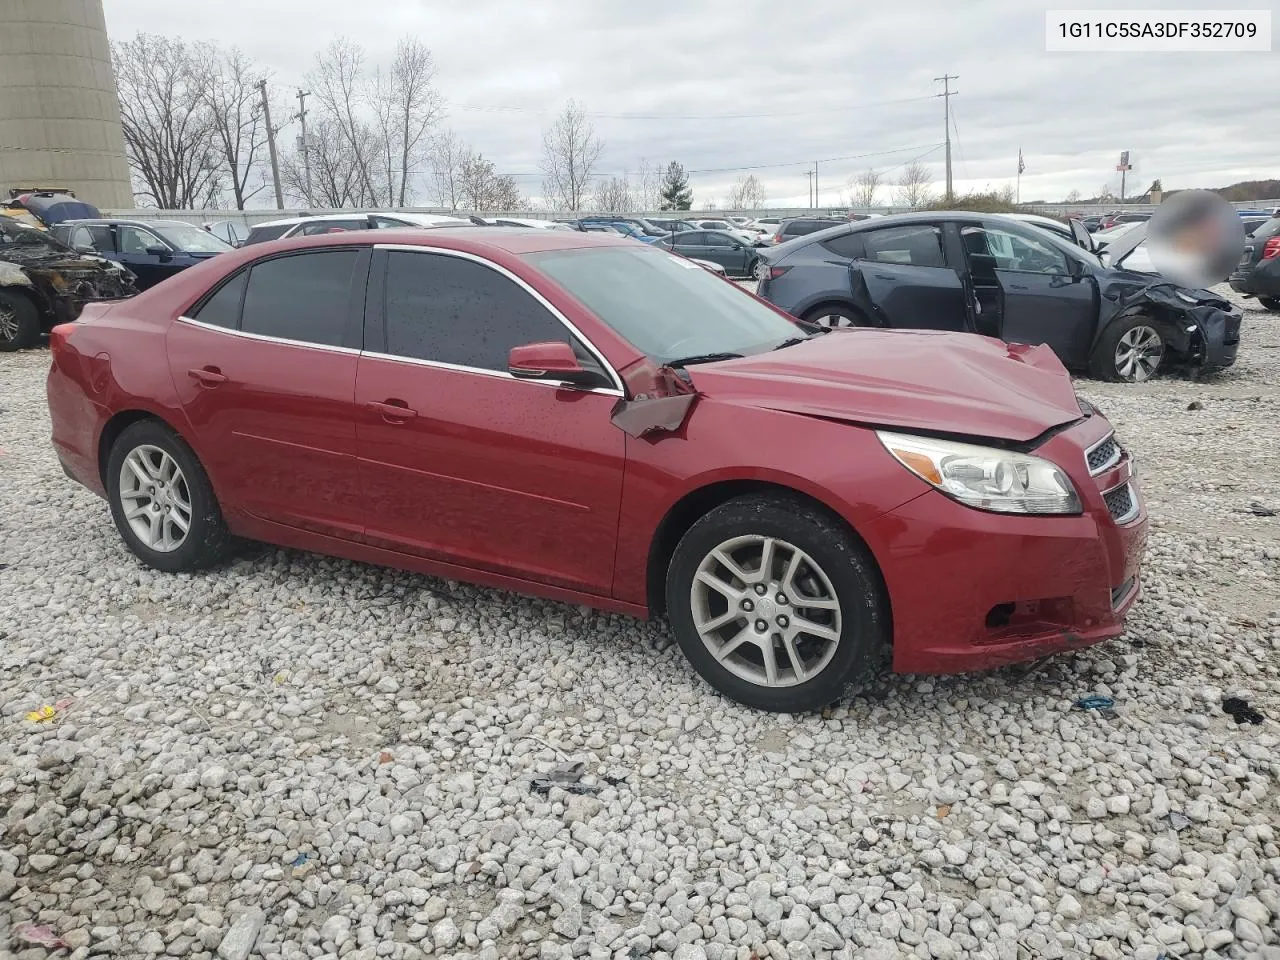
368,399,418,421
188,366,227,386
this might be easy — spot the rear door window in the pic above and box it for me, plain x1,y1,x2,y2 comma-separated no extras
861,225,946,267
240,250,360,347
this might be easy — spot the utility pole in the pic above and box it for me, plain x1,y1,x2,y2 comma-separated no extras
814,161,819,211
806,169,814,209
258,79,284,210
295,88,311,206
934,74,958,202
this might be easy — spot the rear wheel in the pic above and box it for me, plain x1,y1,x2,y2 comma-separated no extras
1090,314,1165,382
0,289,40,351
106,420,234,572
1260,297,1280,312
665,494,887,712
802,304,870,329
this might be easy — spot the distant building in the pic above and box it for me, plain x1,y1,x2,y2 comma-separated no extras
0,0,132,207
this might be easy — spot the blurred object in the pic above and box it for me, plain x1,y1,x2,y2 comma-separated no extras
1147,190,1244,289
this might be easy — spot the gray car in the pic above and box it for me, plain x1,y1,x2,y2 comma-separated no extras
654,230,761,277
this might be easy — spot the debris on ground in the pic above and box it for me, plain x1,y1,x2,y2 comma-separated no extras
12,922,69,948
1222,697,1265,724
531,760,597,795
1074,695,1115,711
1169,811,1192,831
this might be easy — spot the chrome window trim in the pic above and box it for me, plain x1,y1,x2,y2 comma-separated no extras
374,242,626,395
359,349,623,397
176,314,361,355
1084,431,1122,476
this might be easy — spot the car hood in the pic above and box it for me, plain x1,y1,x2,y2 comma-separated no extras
685,329,1084,443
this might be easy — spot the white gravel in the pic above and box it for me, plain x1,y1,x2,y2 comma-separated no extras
2,289,1278,960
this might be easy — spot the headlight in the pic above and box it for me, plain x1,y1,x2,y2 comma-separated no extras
877,431,1082,515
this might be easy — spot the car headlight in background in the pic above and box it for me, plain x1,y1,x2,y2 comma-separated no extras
877,431,1082,515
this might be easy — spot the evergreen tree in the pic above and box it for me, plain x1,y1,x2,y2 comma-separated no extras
659,161,693,210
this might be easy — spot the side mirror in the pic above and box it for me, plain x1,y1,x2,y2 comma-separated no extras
74,242,94,254
146,245,172,260
508,341,602,388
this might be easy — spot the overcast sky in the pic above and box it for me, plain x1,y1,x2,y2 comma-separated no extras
102,0,1276,210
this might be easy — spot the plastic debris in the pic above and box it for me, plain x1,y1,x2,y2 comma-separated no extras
1074,695,1115,711
12,922,70,948
1222,697,1264,724
25,705,58,723
1169,811,1191,831
531,760,595,796
288,852,315,878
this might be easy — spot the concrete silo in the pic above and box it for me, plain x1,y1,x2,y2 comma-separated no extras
0,0,133,208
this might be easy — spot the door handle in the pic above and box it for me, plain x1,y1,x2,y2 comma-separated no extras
187,367,227,386
368,399,418,421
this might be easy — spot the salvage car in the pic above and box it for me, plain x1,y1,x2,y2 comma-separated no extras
755,212,1240,382
51,219,233,290
1229,215,1280,311
47,228,1146,711
0,217,135,350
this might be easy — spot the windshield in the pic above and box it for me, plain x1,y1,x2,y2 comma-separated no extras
529,245,799,363
154,222,232,253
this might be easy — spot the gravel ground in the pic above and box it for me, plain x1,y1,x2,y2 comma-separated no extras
2,290,1278,960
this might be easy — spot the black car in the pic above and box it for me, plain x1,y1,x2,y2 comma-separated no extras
653,230,761,277
51,219,232,291
1228,215,1280,311
0,217,135,351
771,216,846,245
755,212,1240,383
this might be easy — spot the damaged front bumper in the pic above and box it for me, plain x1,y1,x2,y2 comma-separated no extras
1112,281,1241,371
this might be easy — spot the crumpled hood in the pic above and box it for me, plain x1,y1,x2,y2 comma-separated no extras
686,329,1085,443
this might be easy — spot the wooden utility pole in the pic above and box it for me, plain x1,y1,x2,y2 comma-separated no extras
296,88,311,205
258,79,284,209
934,74,958,202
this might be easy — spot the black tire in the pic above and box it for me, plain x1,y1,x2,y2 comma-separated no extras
0,289,41,352
1089,313,1166,383
665,494,888,712
802,303,870,328
105,420,234,573
1260,296,1280,312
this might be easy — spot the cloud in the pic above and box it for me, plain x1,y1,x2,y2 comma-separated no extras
102,0,1276,208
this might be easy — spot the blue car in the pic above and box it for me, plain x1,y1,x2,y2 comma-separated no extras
50,218,232,290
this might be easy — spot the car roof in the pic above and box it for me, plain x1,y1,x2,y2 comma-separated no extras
246,226,633,256
249,213,371,229
1005,213,1069,229
55,218,195,229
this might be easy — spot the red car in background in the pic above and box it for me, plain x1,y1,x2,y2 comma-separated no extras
46,229,1147,711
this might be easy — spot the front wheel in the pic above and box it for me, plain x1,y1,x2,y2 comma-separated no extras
665,495,888,712
0,289,40,351
1260,296,1280,312
106,420,234,572
1090,314,1165,383
803,304,870,328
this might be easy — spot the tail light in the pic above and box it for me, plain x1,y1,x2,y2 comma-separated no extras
766,265,792,280
1262,237,1280,260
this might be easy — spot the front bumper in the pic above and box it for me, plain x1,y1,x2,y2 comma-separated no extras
862,416,1147,674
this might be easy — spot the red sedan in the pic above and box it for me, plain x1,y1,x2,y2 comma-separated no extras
46,228,1147,711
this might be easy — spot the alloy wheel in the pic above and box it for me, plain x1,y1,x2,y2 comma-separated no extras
689,534,842,688
0,303,17,342
118,445,193,552
1114,325,1163,382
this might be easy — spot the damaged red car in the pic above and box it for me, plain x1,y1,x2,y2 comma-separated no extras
47,229,1147,711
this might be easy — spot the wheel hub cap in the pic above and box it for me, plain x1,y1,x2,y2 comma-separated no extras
1115,325,1163,381
118,445,192,553
690,534,843,689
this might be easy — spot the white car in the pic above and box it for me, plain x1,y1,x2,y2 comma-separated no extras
485,217,573,230
696,219,762,245
241,211,470,246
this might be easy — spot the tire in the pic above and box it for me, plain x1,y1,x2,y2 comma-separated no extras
665,494,888,712
105,420,234,573
1089,313,1166,383
1260,297,1280,312
802,303,870,328
0,289,41,352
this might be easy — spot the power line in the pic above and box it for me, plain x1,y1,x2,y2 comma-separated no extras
450,94,939,122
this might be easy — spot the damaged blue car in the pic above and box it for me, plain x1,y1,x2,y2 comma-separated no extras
754,212,1241,383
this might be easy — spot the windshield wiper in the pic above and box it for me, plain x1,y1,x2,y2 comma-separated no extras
664,351,743,368
772,328,831,351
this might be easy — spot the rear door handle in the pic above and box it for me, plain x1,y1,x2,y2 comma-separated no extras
368,399,418,421
187,367,227,386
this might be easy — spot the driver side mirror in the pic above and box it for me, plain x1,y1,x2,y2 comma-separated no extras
73,242,95,254
508,341,605,389
146,245,172,261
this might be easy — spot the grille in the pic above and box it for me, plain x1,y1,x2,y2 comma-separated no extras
1103,483,1138,523
1086,435,1121,475
1111,578,1136,608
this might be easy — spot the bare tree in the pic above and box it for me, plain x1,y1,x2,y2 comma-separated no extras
726,174,767,210
458,152,522,211
849,168,882,209
112,33,223,207
199,45,270,209
634,159,662,212
428,128,466,211
1064,188,1081,203
281,116,363,207
309,37,380,206
894,161,934,209
370,37,443,206
540,100,603,211
592,175,633,213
